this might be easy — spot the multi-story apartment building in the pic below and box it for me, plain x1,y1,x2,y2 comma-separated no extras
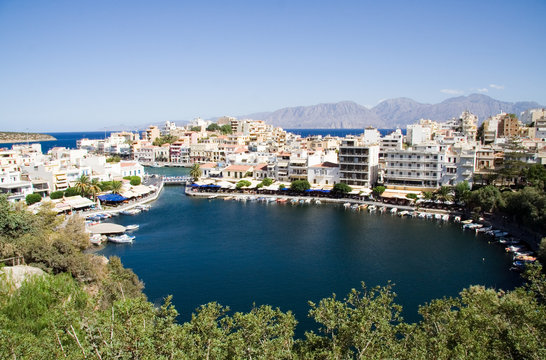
384,144,446,190
169,142,190,164
460,110,478,142
532,109,546,139
497,114,520,138
406,124,431,145
338,138,379,188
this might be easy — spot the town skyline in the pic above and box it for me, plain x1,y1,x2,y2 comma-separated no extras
1,0,545,131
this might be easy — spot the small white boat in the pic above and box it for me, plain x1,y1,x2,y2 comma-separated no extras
125,224,140,231
137,204,151,211
208,195,218,199
368,205,377,212
89,234,105,246
314,199,322,205
390,207,398,214
108,234,135,243
343,202,351,209
442,214,450,221
379,206,387,213
398,210,409,217
121,209,141,215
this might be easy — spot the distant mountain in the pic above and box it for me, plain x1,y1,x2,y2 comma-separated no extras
239,94,544,128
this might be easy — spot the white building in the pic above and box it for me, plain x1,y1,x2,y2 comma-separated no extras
406,124,431,145
384,144,447,190
338,138,379,188
308,162,339,186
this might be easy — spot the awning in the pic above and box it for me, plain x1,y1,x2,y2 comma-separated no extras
64,196,95,209
98,193,128,202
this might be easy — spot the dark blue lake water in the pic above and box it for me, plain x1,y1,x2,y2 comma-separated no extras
98,167,521,336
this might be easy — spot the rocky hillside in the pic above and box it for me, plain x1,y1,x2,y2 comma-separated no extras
0,131,56,143
241,94,544,128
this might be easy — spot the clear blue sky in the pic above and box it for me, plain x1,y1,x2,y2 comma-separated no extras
1,0,545,131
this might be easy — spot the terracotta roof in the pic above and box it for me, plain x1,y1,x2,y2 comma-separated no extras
223,164,254,172
310,161,339,168
120,162,137,167
254,163,268,170
199,162,217,169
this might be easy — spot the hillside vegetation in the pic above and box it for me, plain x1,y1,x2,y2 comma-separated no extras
0,131,56,143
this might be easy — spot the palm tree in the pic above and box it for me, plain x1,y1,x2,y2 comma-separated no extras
422,191,436,202
88,178,102,201
435,186,453,203
190,163,202,182
74,175,90,196
111,180,123,195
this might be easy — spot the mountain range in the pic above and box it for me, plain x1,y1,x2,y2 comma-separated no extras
99,94,544,131
240,94,544,129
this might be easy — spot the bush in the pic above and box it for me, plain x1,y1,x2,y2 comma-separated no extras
25,193,41,205
49,191,64,200
106,155,121,163
63,187,79,197
373,186,386,196
99,181,112,191
406,193,418,200
256,183,264,189
332,182,352,194
290,180,311,192
236,180,252,190
129,176,141,186
262,177,273,186
207,123,220,131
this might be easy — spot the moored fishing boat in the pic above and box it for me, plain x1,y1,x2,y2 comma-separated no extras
125,224,139,231
108,234,135,243
89,234,105,246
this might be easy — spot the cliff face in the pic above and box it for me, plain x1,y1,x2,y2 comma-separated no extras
0,132,56,143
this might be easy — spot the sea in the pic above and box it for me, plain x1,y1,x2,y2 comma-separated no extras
97,167,521,336
0,129,403,153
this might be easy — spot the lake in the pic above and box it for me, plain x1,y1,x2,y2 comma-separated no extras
98,167,521,336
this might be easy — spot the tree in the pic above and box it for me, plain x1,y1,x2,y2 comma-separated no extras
236,180,251,189
74,175,90,196
25,193,41,205
467,185,505,213
262,177,273,187
434,186,453,203
332,182,352,194
220,124,232,134
153,135,178,146
88,179,102,201
290,180,311,192
190,126,202,132
406,193,418,200
207,123,220,132
524,164,546,191
111,180,123,195
422,191,436,201
453,181,471,204
372,186,386,197
190,164,202,182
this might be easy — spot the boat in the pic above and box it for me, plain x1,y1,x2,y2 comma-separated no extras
379,206,387,213
498,238,520,245
89,234,105,246
418,212,426,218
398,210,409,217
434,214,442,220
442,214,450,221
304,199,312,204
368,205,377,212
461,219,473,225
343,202,351,209
390,207,398,214
276,198,288,203
208,195,218,199
454,216,461,222
350,204,359,210
314,199,322,205
121,209,141,215
137,204,151,211
513,255,536,262
223,196,233,201
359,204,368,210
505,245,525,253
108,234,135,243
125,224,140,231
476,226,492,233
